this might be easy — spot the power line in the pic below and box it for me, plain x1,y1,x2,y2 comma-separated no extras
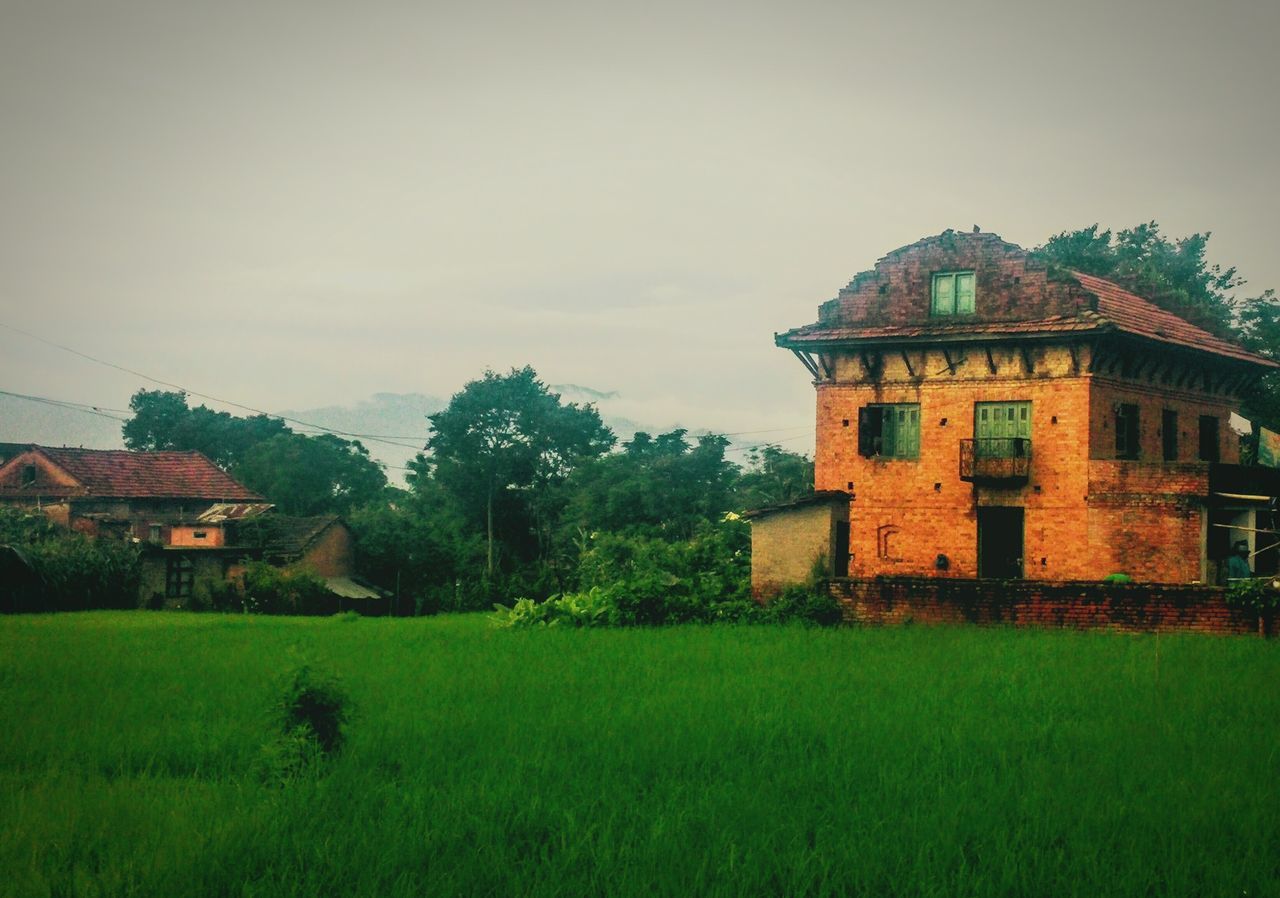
0,389,131,422
0,322,426,451
0,323,812,452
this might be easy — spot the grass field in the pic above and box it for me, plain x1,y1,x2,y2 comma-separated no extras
1,613,1278,897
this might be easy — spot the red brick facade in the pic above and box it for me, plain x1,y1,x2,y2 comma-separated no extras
777,230,1276,585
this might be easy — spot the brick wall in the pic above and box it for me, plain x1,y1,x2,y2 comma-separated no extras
298,522,355,578
830,577,1266,636
816,371,1096,580
818,231,1093,328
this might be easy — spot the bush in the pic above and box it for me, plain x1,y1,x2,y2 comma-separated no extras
0,508,140,612
1226,577,1280,613
260,664,351,784
762,585,844,627
493,587,618,629
241,562,332,615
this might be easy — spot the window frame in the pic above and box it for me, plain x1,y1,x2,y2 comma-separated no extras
857,403,921,460
931,271,976,316
1198,415,1220,463
1115,403,1141,460
165,555,194,599
1162,409,1178,462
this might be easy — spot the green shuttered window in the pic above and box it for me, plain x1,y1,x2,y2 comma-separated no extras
858,404,920,459
931,271,975,315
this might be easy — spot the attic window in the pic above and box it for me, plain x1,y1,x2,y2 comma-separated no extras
931,271,975,316
193,531,207,540
21,464,36,487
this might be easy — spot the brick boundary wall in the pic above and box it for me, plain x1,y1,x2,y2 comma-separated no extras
828,577,1271,636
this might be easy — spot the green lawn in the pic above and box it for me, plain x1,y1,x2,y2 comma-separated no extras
1,613,1277,897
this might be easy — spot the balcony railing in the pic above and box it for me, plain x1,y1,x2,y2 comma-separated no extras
960,438,1032,483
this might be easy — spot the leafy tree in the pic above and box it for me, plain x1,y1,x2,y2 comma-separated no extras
234,432,387,516
562,429,738,540
122,390,386,514
1036,222,1242,337
347,481,486,613
423,366,614,578
734,444,814,511
1037,222,1280,430
123,390,288,467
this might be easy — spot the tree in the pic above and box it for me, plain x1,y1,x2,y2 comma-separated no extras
122,390,386,514
562,429,741,539
1036,222,1242,337
122,389,288,467
1037,222,1280,430
734,444,814,511
233,432,387,516
423,367,615,578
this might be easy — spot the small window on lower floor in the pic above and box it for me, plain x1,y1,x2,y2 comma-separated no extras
858,404,920,459
149,523,163,543
166,556,194,599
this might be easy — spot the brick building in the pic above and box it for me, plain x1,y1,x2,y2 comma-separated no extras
0,446,380,608
774,229,1279,585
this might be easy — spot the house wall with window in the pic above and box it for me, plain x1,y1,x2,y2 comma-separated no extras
779,229,1278,586
815,360,1095,580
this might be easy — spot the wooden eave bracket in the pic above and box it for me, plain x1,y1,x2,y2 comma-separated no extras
790,348,821,381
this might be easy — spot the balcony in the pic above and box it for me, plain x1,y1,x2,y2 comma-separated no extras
960,438,1032,484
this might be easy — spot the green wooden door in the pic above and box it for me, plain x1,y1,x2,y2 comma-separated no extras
974,402,1030,456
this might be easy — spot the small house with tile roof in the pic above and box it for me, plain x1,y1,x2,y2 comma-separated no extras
770,229,1280,587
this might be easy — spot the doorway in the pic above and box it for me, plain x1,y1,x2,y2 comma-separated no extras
978,507,1024,579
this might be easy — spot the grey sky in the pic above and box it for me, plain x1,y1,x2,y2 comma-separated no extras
2,0,1278,458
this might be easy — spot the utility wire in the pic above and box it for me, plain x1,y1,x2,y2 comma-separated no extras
0,389,131,422
0,324,812,451
0,322,425,451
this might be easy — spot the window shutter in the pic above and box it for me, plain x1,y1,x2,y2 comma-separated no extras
932,274,954,315
857,407,871,457
955,273,975,313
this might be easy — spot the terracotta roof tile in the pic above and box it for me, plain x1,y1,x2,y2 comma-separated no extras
1071,271,1277,367
34,448,262,500
778,271,1277,370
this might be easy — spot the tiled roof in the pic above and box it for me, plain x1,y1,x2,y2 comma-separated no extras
34,447,262,499
778,271,1277,369
778,315,1097,346
1071,271,1277,367
247,515,340,561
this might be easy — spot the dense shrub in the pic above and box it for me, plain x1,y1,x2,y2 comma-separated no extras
233,562,332,615
760,585,844,627
0,508,139,612
259,664,351,783
1226,577,1280,613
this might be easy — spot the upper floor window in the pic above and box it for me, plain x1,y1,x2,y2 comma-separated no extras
931,271,976,316
20,464,36,487
1198,415,1220,462
1116,403,1140,459
1162,409,1178,462
974,401,1031,457
858,404,920,459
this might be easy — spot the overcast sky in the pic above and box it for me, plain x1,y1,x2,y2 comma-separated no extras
2,0,1278,456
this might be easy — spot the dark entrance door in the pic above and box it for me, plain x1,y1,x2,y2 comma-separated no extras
978,507,1024,579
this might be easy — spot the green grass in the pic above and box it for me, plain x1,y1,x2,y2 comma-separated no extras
1,613,1278,897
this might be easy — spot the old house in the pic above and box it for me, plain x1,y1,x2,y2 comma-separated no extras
0,446,270,606
0,446,386,610
771,229,1280,588
241,514,386,604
